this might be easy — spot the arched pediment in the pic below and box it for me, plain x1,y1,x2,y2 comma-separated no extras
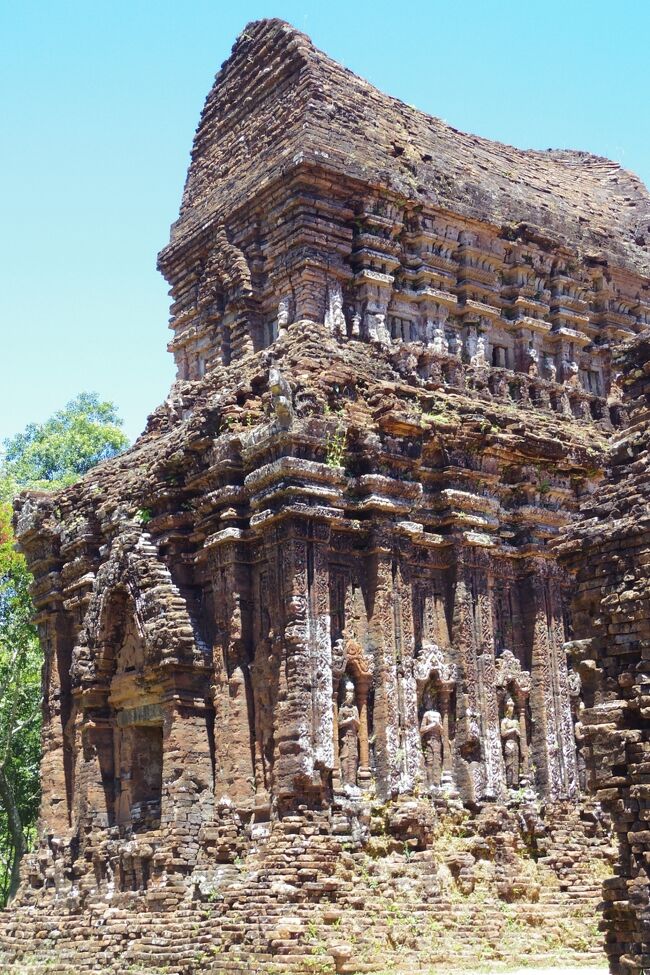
415,643,458,687
495,649,531,697
72,530,199,685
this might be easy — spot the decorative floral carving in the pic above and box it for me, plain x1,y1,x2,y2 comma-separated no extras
415,642,458,687
495,649,532,696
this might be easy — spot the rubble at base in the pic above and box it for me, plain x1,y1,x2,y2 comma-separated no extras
0,798,615,974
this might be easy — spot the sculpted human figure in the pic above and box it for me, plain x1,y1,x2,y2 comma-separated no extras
269,364,293,429
528,347,539,378
501,697,521,788
364,307,391,344
326,282,346,337
373,312,391,345
608,371,624,404
470,333,487,367
431,322,448,356
565,358,580,388
338,680,360,787
420,700,443,789
332,287,346,337
544,354,557,383
277,295,291,333
574,700,588,793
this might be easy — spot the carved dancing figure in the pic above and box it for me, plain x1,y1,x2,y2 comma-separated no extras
420,700,443,789
338,680,360,787
501,697,521,788
528,347,539,378
574,700,587,793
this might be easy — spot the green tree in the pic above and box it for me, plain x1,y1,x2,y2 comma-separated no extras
2,392,128,493
0,392,128,903
0,505,40,902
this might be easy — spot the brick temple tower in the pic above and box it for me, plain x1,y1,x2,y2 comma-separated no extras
2,19,649,975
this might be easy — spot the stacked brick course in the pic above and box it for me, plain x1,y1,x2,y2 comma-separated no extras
557,332,650,974
1,19,649,974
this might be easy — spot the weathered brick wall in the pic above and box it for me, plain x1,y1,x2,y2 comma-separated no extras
558,332,650,974
0,798,615,974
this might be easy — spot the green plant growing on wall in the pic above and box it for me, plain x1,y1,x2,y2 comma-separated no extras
325,427,347,468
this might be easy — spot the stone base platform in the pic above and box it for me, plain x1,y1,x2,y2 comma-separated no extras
0,799,612,975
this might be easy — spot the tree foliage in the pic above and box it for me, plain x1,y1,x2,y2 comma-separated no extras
0,506,40,902
2,392,128,493
0,392,128,904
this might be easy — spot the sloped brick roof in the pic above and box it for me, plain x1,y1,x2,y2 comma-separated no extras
164,18,650,276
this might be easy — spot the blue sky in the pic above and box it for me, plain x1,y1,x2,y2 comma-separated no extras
2,0,648,445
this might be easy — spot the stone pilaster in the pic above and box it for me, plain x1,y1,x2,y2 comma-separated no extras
452,546,503,801
366,530,400,799
528,559,578,799
208,538,256,810
273,519,333,804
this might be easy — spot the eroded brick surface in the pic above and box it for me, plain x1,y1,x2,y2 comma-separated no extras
1,18,649,975
557,333,650,975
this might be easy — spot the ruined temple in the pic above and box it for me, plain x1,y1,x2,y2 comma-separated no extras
2,19,650,975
